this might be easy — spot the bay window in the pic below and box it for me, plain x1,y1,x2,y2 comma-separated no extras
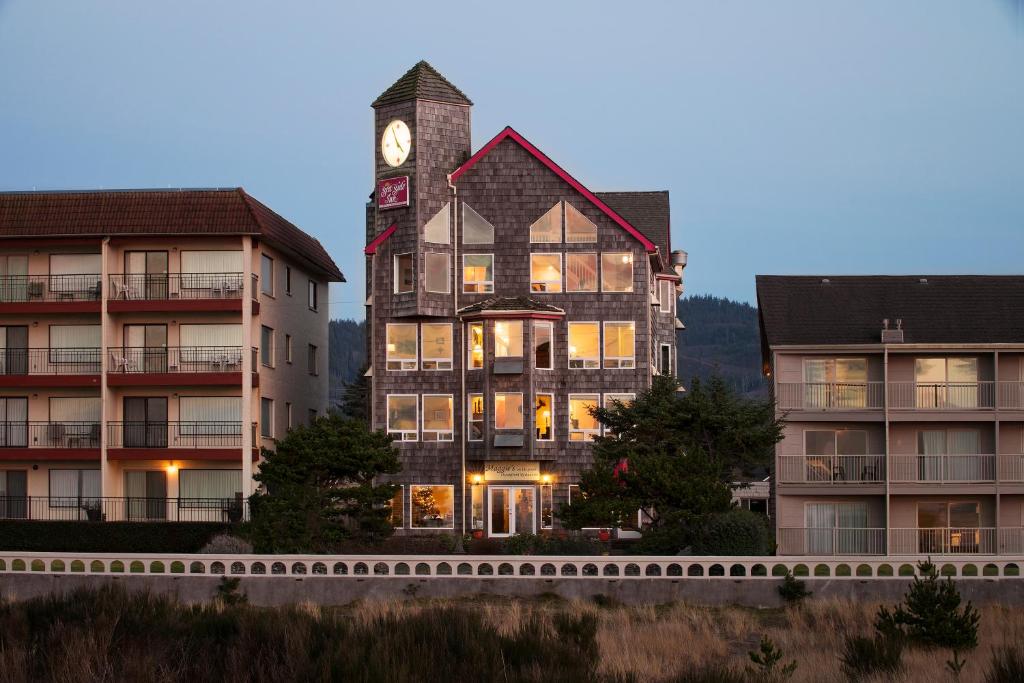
530,253,562,292
424,252,450,294
495,393,523,430
421,394,454,441
420,323,452,370
533,321,552,369
569,394,600,441
468,394,484,441
463,254,493,293
565,202,597,242
494,320,523,358
535,394,553,441
386,395,418,441
410,485,455,529
568,322,600,369
394,253,414,294
386,324,417,370
603,322,635,368
467,322,484,369
601,252,633,292
566,253,598,292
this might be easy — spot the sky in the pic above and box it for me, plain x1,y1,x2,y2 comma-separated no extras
0,1,1021,320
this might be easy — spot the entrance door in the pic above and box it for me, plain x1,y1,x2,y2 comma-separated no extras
125,470,168,520
126,251,169,299
123,397,168,447
488,486,536,537
124,325,168,373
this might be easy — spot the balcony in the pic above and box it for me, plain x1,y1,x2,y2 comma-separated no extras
997,382,1024,410
0,496,248,523
999,455,1024,482
775,382,884,411
0,422,100,460
776,527,887,555
0,274,102,312
888,455,996,484
778,527,1006,555
105,421,257,461
889,527,997,555
107,272,250,313
106,346,253,387
0,348,101,387
777,455,885,485
888,382,995,410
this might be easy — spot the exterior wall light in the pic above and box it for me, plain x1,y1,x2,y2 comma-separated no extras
540,474,552,484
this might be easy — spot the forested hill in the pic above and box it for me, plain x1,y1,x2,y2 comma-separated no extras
328,319,366,407
677,294,765,396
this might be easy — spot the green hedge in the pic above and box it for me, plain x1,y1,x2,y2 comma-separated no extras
0,522,230,553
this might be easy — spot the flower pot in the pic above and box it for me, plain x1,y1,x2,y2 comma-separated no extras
472,529,485,539
598,529,611,542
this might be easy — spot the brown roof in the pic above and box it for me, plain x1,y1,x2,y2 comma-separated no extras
595,191,671,259
0,188,344,281
458,296,564,316
372,61,472,108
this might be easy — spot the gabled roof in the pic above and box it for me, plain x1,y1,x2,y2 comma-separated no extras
372,61,472,108
449,127,658,253
0,188,344,280
756,275,1024,347
458,296,565,317
596,191,670,258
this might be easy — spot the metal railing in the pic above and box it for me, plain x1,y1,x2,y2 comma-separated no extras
0,347,101,375
777,455,885,484
888,381,995,409
775,382,884,410
0,422,100,448
0,274,101,302
109,347,244,374
0,496,248,523
998,382,1024,409
776,527,887,556
888,454,996,483
108,273,245,300
106,422,253,448
889,527,997,555
1000,455,1024,482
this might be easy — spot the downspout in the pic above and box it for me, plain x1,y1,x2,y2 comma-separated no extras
883,346,890,554
449,173,465,537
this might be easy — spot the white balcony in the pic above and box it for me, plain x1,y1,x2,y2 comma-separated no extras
888,454,996,484
777,455,884,484
776,382,884,411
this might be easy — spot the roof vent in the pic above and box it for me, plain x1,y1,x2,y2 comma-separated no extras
881,318,904,343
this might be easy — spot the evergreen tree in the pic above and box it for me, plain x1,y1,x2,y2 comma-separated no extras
338,364,370,423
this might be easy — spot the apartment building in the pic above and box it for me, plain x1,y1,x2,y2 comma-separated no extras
365,62,686,538
758,275,1024,556
0,188,343,521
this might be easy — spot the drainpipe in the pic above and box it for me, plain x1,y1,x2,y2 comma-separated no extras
883,346,890,554
449,173,465,538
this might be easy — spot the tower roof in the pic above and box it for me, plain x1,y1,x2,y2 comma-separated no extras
372,61,472,107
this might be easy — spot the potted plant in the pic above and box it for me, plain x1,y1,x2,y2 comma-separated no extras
82,501,103,522
472,528,485,539
597,528,612,542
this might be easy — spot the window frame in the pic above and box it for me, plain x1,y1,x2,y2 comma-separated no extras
535,393,554,442
409,484,456,529
393,253,415,294
494,392,524,431
568,393,600,442
386,394,418,441
468,393,484,442
564,201,598,243
385,323,418,371
602,393,635,435
533,320,553,370
285,266,292,296
421,394,454,442
307,344,318,376
260,254,274,296
285,334,293,364
260,326,274,368
540,484,554,529
529,252,563,293
659,280,675,314
529,202,562,244
260,397,273,438
462,253,494,294
568,321,601,369
307,280,318,311
467,322,484,370
659,342,672,376
494,320,524,358
566,252,598,292
601,252,634,293
603,321,636,369
420,322,453,371
285,402,293,429
424,252,451,294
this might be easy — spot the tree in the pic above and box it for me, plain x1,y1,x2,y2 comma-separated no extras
337,364,370,423
559,375,783,553
248,413,401,553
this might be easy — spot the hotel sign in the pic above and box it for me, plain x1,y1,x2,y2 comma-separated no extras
377,176,409,209
484,461,540,482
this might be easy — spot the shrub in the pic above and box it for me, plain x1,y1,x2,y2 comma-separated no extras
777,571,811,605
986,643,1024,683
692,509,772,555
875,560,980,652
747,635,797,681
0,521,229,553
501,533,603,556
840,634,904,680
215,577,248,606
199,534,253,554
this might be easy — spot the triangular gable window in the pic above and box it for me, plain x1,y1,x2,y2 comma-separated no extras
462,203,494,244
530,202,561,243
424,203,451,244
565,202,597,243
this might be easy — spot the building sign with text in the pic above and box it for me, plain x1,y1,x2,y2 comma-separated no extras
377,176,409,209
484,461,540,482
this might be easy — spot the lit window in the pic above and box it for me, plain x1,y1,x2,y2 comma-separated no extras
659,280,675,314
565,202,597,243
422,394,453,441
390,486,405,528
530,203,561,243
421,323,452,370
569,394,600,441
260,255,274,295
530,253,562,293
425,252,450,294
603,322,635,369
462,204,494,244
260,326,274,367
495,393,523,430
410,485,455,528
385,324,417,370
468,394,483,441
568,322,600,369
566,253,598,292
533,321,552,370
540,485,553,529
462,254,493,293
308,280,318,310
467,322,484,369
386,395,418,441
424,203,451,244
394,253,414,294
601,252,633,292
535,394,553,441
603,393,635,436
494,320,523,358
471,484,485,530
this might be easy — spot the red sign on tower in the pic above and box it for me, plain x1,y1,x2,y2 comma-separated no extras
377,176,409,210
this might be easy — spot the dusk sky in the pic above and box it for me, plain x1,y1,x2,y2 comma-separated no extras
1,1,1021,320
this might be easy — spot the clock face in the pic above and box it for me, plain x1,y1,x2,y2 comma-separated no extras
381,119,411,168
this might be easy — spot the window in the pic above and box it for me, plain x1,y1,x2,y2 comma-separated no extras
569,394,600,441
285,334,293,363
603,322,635,369
386,395,418,441
48,469,100,506
421,323,452,370
568,322,600,369
49,324,101,365
285,266,292,295
540,485,553,529
422,395,454,441
659,343,672,376
307,280,318,310
601,252,633,292
467,322,484,369
307,344,318,375
260,255,274,295
468,394,484,441
410,485,455,528
260,398,273,438
917,502,981,553
286,402,293,428
390,486,405,528
659,280,675,314
805,502,870,554
565,202,597,242
471,484,484,530
803,430,871,483
535,394,553,441
530,203,561,243
603,393,635,435
424,253,450,294
462,204,494,244
494,321,523,358
179,397,241,437
915,357,979,408
386,324,417,370
394,253,414,294
530,253,562,292
424,203,451,244
179,470,242,506
804,358,868,408
463,254,493,293
916,429,983,481
566,253,598,292
533,321,552,369
260,326,274,367
495,393,524,430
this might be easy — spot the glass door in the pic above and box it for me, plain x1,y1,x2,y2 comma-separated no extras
488,486,536,537
0,397,28,448
0,326,28,376
0,470,27,519
0,255,28,302
123,397,168,447
126,251,169,299
125,470,168,520
124,324,168,373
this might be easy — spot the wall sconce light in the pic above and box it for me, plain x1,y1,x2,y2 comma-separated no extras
540,474,552,484
166,461,177,474
471,474,482,484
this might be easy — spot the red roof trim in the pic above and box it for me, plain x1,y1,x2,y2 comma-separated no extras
364,223,398,255
450,127,658,253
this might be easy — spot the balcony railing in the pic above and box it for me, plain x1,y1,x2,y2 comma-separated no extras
108,273,245,300
0,496,248,523
888,382,995,409
0,348,101,375
888,454,996,483
109,347,244,374
0,422,100,448
777,455,885,484
106,422,253,448
776,527,887,555
775,382,884,410
889,528,997,555
998,382,1024,409
0,274,101,302
999,455,1024,482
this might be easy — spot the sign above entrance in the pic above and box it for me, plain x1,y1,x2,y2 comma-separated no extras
484,461,540,482
377,176,409,210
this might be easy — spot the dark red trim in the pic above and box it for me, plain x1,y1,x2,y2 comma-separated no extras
364,223,398,255
450,127,658,253
108,299,243,313
0,238,101,247
0,375,100,387
0,302,101,314
107,373,243,387
459,311,564,321
0,448,99,461
107,448,246,461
